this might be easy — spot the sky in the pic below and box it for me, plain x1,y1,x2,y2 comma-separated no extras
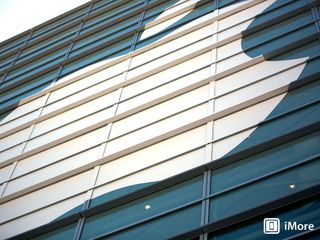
0,0,89,43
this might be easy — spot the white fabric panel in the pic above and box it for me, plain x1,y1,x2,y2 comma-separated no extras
129,37,212,78
0,170,92,224
48,61,126,104
9,125,109,176
0,127,31,152
215,61,307,111
114,84,210,138
214,94,285,140
0,193,86,240
0,95,46,127
93,147,206,199
5,146,100,196
98,125,207,185
0,144,24,164
107,103,208,154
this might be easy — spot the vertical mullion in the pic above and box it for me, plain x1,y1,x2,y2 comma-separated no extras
73,2,148,239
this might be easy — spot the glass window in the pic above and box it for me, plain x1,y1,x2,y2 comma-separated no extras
31,222,77,240
84,0,144,31
209,160,320,221
17,24,80,64
74,14,140,54
211,130,320,194
92,147,206,206
0,32,29,56
105,204,202,240
31,6,88,39
0,67,59,110
243,11,315,57
61,38,132,78
92,0,114,12
209,198,320,240
81,176,203,239
4,46,67,86
0,53,16,72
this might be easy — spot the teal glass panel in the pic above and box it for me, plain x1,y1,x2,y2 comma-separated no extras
31,222,77,240
92,0,114,12
75,14,140,53
219,0,238,8
31,6,87,39
18,24,80,64
0,32,29,56
244,0,309,31
209,160,320,221
81,176,203,239
209,199,320,240
84,0,144,32
5,45,67,84
211,130,320,194
61,37,132,77
0,68,59,110
0,53,15,72
244,12,316,57
90,182,154,207
104,204,202,240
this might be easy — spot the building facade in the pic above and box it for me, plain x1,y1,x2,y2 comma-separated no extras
0,0,319,239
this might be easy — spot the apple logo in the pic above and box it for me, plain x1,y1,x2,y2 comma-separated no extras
0,0,318,238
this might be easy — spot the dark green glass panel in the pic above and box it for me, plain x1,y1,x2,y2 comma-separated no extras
104,204,202,240
0,53,15,72
210,160,320,221
92,0,114,12
244,13,316,57
211,130,320,194
75,14,140,53
84,0,144,31
0,68,59,110
245,0,309,31
18,25,80,64
0,32,29,56
90,182,154,207
61,40,131,77
81,176,203,239
209,199,320,240
32,6,87,39
31,222,77,240
5,45,67,84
